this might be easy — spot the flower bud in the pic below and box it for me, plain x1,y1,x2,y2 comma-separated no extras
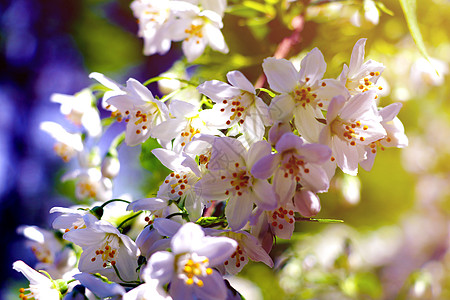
294,189,321,217
101,154,120,179
268,121,291,145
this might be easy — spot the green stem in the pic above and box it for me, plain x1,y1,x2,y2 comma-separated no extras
117,211,143,229
100,199,131,209
143,76,197,87
112,265,141,285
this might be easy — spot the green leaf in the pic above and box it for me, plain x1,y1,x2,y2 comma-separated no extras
296,217,344,223
399,0,430,62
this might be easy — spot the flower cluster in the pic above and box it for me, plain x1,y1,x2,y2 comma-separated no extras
13,23,408,300
131,0,228,62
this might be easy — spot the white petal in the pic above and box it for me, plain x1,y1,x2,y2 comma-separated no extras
269,94,295,121
298,48,326,84
262,57,299,93
127,197,168,212
171,223,205,254
225,195,254,231
252,179,277,210
183,38,207,62
197,80,240,103
348,38,367,76
226,70,255,94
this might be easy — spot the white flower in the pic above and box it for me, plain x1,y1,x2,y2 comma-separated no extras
18,226,76,279
128,148,206,221
40,121,84,162
152,100,222,153
319,92,386,175
64,216,140,282
196,137,277,230
50,88,102,137
50,206,99,233
220,230,273,275
252,132,331,204
263,50,349,142
130,0,173,56
169,2,228,62
105,78,170,146
123,277,172,300
62,168,113,202
198,70,271,146
338,38,385,95
13,260,60,300
360,102,408,171
146,222,237,300
410,57,449,91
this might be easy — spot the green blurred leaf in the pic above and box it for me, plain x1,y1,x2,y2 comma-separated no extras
296,217,344,223
399,0,431,62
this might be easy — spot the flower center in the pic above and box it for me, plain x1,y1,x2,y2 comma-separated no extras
31,245,53,264
90,235,119,268
281,154,310,182
180,122,201,147
165,172,197,198
224,245,246,268
178,254,212,287
270,206,295,230
77,180,97,198
292,84,322,108
221,92,251,126
53,142,76,163
223,163,251,197
184,20,204,44
330,118,369,146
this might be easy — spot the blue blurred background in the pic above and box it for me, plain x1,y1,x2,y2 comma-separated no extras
0,0,180,292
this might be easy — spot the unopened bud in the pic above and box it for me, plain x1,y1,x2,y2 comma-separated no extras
268,121,291,145
101,154,120,179
294,189,321,217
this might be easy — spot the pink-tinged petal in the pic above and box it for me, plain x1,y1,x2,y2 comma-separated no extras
125,124,151,146
194,237,237,266
319,125,332,147
269,203,296,240
169,278,195,300
203,23,228,53
63,228,105,247
326,95,347,124
273,169,296,204
262,57,299,93
209,137,246,170
225,195,254,231
293,105,325,143
152,148,186,172
126,78,156,103
357,120,386,144
352,59,385,82
360,147,376,171
13,260,52,285
338,64,349,84
240,233,274,267
275,132,304,153
147,251,175,283
183,38,207,62
195,174,229,201
169,100,197,118
340,91,379,121
348,38,367,76
89,72,122,91
74,273,126,297
300,164,330,193
116,243,140,282
315,79,350,108
252,179,277,210
297,143,332,164
379,103,402,122
197,80,240,103
269,121,291,145
333,137,359,176
127,198,168,212
381,117,408,148
251,153,281,179
151,119,187,141
294,190,321,217
226,70,255,94
172,223,205,254
269,93,295,122
194,270,227,300
299,48,326,84
247,140,272,169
